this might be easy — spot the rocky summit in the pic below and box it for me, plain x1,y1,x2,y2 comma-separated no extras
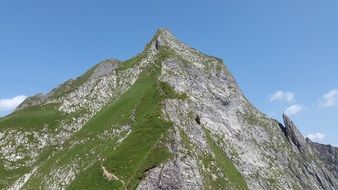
0,29,337,190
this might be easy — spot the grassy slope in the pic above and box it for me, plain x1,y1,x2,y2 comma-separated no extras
0,62,99,130
11,48,176,189
68,49,176,190
0,104,61,189
0,64,98,188
0,66,92,188
0,61,99,130
0,160,30,189
0,104,61,130
0,47,174,189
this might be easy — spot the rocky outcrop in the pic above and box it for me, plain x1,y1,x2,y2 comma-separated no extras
138,29,338,190
309,140,338,178
15,93,47,111
281,114,338,190
89,59,120,80
282,114,312,153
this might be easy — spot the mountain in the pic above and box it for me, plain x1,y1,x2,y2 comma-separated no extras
0,29,337,190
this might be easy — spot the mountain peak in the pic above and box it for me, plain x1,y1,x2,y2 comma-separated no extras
154,28,175,42
155,28,173,38
146,28,185,52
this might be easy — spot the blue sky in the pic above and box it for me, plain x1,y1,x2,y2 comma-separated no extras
0,0,337,145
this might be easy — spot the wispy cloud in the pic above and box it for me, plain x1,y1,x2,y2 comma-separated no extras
269,91,305,116
284,104,304,115
319,89,338,108
0,95,27,112
307,132,325,142
270,91,295,103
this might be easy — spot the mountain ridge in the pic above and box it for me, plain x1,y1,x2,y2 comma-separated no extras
0,28,337,190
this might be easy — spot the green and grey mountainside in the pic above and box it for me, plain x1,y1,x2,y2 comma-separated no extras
0,29,337,190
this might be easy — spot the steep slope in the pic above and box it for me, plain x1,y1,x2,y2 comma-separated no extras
0,29,337,190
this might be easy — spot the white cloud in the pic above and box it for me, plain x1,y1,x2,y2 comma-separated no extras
307,132,326,142
319,89,338,108
0,95,27,112
284,104,304,115
270,91,295,103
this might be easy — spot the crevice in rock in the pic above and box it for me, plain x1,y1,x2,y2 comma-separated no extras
195,115,201,125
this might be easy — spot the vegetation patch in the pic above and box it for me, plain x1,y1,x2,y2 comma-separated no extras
0,104,61,130
0,160,30,189
158,81,188,100
67,49,174,190
239,108,273,128
178,128,194,155
117,53,146,71
202,128,248,190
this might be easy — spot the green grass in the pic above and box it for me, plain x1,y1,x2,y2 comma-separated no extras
65,49,175,189
117,53,146,71
0,104,61,130
23,63,161,189
178,128,193,151
0,159,30,189
0,93,60,188
159,81,188,100
202,128,248,190
2,47,185,189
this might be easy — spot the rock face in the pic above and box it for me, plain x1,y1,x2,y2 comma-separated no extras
309,140,338,179
0,28,337,190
